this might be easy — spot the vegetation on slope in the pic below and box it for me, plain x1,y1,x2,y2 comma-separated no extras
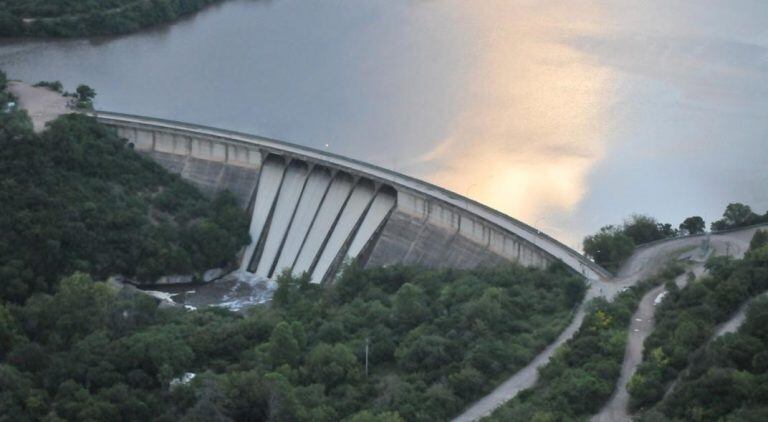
485,264,684,421
710,203,768,232
583,214,680,272
0,263,585,421
627,236,768,412
640,296,768,421
0,0,224,38
584,207,768,272
0,107,250,302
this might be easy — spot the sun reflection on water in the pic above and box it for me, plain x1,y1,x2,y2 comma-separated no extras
408,1,616,241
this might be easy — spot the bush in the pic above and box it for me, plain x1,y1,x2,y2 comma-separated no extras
33,80,63,93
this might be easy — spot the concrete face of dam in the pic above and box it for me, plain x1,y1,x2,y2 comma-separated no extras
97,112,610,283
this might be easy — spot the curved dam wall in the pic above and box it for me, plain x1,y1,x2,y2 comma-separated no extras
95,112,611,283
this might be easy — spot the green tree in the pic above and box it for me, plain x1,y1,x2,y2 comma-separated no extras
679,216,705,235
269,322,300,367
395,332,451,372
712,203,761,230
749,230,768,252
583,225,635,272
0,12,23,37
75,84,96,108
346,410,404,422
0,303,20,357
305,343,360,388
623,214,668,244
392,282,428,327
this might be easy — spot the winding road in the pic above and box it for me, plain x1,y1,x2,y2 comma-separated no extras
453,225,765,422
591,225,763,422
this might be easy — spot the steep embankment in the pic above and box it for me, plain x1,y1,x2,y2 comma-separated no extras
0,109,250,302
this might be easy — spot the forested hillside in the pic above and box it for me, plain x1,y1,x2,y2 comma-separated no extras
0,100,250,302
628,237,768,419
0,0,224,37
640,296,768,421
0,263,585,421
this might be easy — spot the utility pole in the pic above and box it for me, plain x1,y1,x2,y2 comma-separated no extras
365,338,370,377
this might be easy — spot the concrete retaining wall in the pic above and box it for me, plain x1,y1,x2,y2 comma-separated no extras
98,111,610,282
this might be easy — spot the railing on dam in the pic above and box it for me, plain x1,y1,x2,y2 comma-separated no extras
93,110,612,282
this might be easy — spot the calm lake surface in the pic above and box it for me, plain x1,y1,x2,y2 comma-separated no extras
1,0,766,246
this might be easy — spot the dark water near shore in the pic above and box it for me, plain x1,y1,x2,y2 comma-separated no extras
1,0,766,248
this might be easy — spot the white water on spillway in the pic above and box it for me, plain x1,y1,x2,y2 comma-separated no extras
271,167,332,277
292,173,354,277
310,180,376,283
346,188,396,259
254,162,309,277
239,157,286,273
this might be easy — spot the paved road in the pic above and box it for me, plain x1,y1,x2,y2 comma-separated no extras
591,226,763,422
453,225,766,422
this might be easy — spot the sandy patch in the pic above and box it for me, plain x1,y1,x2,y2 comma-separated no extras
7,81,72,132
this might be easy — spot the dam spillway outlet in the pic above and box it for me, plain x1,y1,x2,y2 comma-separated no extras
101,112,611,283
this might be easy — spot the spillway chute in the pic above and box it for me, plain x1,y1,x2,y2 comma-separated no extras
291,172,354,278
254,161,309,278
271,166,332,277
310,179,376,283
239,155,286,273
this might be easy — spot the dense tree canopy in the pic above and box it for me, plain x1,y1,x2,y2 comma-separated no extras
679,216,706,236
0,110,250,302
711,203,768,231
641,296,768,421
0,0,225,38
623,214,678,245
0,263,586,421
583,225,635,272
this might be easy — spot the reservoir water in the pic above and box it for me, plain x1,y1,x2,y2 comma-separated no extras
1,0,766,248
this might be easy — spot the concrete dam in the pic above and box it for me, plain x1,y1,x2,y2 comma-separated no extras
95,112,611,283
